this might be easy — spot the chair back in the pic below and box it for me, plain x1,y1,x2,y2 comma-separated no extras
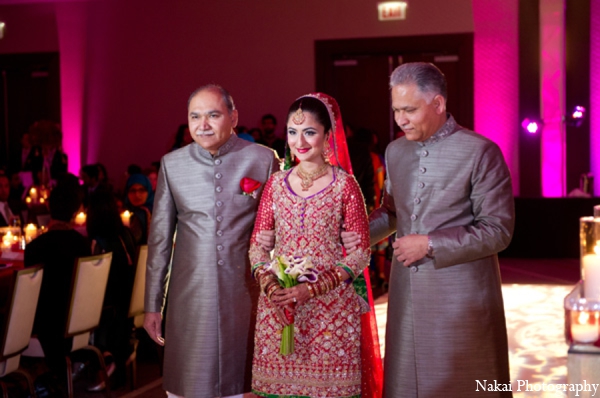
65,253,112,338
128,245,147,319
1,266,43,360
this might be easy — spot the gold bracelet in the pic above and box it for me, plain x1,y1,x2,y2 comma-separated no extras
306,283,315,298
334,267,344,283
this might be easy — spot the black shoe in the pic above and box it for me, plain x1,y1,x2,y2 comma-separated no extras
86,362,115,392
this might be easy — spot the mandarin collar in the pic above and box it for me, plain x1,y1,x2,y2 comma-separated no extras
194,133,237,159
418,114,460,147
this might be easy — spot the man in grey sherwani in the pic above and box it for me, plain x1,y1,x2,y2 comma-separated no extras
144,84,279,398
345,62,515,397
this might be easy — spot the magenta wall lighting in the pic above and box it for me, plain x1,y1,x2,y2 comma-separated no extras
540,0,566,197
592,0,600,196
473,0,519,195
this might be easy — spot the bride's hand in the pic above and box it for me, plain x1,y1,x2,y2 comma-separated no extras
271,284,311,309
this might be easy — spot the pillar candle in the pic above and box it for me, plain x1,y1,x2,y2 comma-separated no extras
74,212,86,226
583,246,600,300
120,210,131,227
24,224,38,242
571,312,599,343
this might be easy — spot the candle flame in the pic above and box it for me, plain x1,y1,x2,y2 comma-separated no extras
578,311,590,324
25,197,31,203
595,244,600,255
123,210,131,217
30,187,37,194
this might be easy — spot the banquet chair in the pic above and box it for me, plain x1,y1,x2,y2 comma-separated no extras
125,244,147,389
22,252,113,398
0,265,43,398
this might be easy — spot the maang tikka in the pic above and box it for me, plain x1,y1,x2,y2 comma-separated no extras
292,102,306,125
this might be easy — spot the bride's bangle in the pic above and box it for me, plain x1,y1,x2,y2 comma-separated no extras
306,283,315,298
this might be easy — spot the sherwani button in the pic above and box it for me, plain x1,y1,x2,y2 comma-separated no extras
421,150,429,157
216,186,222,192
414,198,421,204
216,216,223,222
410,266,418,273
215,159,222,165
217,245,224,251
216,201,223,207
410,214,417,221
215,173,222,179
419,167,426,174
217,230,223,236
217,260,224,266
418,182,425,188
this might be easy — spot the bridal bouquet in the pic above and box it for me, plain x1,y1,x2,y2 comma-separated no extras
266,255,318,355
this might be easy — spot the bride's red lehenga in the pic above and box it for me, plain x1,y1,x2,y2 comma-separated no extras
249,93,383,398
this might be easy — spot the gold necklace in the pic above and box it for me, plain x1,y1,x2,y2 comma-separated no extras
296,163,329,191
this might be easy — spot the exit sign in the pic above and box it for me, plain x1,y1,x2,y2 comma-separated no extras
378,2,407,21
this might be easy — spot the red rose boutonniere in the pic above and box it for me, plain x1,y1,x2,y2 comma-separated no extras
240,177,261,199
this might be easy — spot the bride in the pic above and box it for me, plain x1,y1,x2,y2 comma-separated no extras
249,93,380,397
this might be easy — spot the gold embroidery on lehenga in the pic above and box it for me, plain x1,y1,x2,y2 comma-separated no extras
248,170,371,397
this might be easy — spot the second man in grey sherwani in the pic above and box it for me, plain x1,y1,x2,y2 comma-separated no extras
144,85,279,398
370,63,515,397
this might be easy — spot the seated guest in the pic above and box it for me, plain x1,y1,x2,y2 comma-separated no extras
24,176,91,392
123,174,153,245
0,174,15,227
86,188,137,390
80,164,101,208
7,170,26,220
143,167,158,193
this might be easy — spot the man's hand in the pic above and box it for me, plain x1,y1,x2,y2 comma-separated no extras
256,230,275,251
393,234,428,267
143,312,165,346
341,231,361,253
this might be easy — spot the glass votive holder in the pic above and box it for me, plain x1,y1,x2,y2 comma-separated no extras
580,216,600,300
595,205,600,217
564,283,600,351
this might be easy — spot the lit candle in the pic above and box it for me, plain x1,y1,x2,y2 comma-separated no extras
583,243,600,300
120,210,131,227
29,187,38,201
74,212,86,226
571,311,599,343
25,197,32,204
2,232,12,249
24,224,38,242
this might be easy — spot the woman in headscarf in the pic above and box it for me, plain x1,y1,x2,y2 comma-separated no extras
123,173,154,245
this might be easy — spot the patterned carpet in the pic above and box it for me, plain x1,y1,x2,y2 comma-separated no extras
374,284,574,397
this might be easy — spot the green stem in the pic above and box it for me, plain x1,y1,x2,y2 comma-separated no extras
280,324,294,355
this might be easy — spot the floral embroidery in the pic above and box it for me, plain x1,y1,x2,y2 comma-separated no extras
248,169,370,397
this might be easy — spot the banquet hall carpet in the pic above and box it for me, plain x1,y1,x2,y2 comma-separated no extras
66,257,581,397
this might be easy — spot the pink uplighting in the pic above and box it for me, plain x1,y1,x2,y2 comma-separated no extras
592,0,600,196
540,0,566,197
56,3,87,177
473,0,519,195
571,106,585,120
522,118,541,134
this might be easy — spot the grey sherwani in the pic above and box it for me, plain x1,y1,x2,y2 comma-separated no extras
371,116,514,398
145,135,278,398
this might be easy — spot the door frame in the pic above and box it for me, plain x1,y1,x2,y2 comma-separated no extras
315,33,474,131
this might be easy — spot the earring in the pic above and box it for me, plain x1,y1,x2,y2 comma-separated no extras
322,141,331,161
